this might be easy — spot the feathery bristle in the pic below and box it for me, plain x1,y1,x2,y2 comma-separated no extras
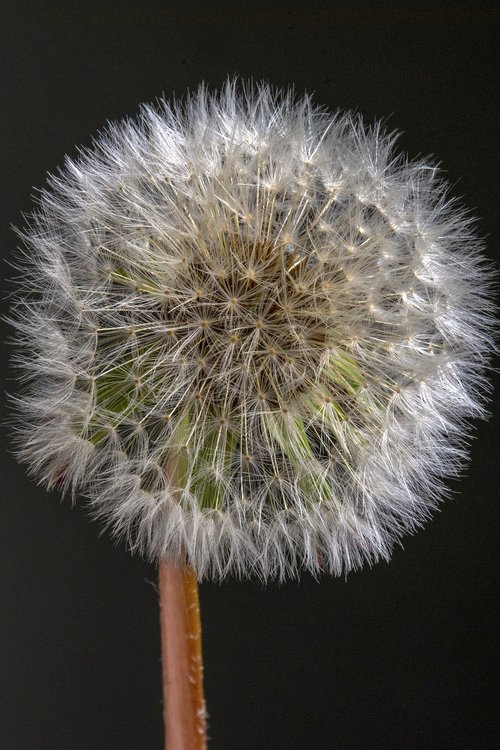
9,79,497,580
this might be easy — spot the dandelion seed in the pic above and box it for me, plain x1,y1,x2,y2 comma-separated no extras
9,79,497,581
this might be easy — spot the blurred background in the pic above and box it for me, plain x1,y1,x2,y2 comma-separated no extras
1,2,499,748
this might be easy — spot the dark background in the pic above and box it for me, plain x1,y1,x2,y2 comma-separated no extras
1,2,499,748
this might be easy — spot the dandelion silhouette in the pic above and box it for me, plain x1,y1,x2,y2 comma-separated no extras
11,81,496,584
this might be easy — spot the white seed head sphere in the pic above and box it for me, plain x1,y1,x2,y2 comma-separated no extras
11,80,496,580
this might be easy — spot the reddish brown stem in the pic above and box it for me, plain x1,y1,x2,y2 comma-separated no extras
159,560,207,750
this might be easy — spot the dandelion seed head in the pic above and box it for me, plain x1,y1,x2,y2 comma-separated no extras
9,79,497,579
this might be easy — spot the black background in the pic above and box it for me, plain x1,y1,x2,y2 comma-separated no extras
1,2,499,749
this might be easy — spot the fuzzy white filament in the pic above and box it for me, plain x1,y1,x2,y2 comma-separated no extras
10,80,496,580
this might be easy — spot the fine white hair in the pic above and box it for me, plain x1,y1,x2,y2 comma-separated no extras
9,79,497,580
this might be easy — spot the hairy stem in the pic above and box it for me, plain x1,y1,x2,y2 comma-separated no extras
159,560,207,750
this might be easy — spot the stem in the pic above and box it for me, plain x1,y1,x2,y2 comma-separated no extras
159,560,207,750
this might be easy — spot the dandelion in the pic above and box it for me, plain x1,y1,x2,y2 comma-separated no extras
8,79,496,747
10,79,496,580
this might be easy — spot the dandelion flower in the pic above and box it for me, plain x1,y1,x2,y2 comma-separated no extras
10,80,496,581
